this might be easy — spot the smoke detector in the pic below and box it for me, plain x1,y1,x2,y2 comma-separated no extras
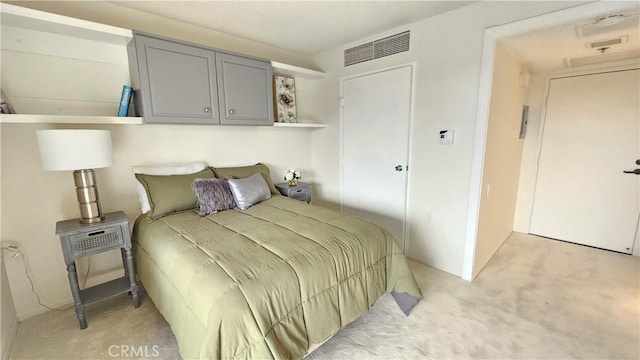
577,13,639,38
596,14,626,27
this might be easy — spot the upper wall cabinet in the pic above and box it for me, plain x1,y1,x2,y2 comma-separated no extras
216,53,274,125
128,34,219,124
0,4,323,126
128,33,273,126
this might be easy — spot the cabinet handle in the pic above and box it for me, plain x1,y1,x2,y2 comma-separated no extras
229,109,236,115
88,230,105,237
204,107,211,113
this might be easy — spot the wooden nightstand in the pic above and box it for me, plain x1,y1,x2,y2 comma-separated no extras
275,182,312,203
55,211,139,329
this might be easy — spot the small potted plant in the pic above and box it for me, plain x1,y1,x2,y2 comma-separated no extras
284,169,301,186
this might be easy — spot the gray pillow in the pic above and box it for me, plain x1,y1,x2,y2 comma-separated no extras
192,178,236,216
227,173,271,210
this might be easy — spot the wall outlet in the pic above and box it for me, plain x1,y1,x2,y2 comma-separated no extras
2,245,21,258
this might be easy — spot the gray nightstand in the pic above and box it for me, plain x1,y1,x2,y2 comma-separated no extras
275,182,312,203
55,211,139,329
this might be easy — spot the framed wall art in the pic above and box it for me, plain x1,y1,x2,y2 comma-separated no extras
1,90,16,114
273,74,297,123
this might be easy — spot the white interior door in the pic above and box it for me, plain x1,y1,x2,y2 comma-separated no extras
341,66,412,249
530,69,639,253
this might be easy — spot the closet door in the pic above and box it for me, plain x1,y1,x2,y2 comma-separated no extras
341,66,413,249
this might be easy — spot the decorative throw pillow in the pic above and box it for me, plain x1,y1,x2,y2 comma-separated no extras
227,173,271,210
132,162,207,214
211,163,279,195
192,178,236,216
135,168,215,221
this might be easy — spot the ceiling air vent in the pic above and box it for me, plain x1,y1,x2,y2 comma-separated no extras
566,49,640,68
586,36,628,49
344,31,410,67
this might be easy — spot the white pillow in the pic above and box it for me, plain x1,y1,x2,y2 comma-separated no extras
133,162,207,214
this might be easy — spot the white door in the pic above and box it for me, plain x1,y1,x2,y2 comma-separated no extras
341,66,413,249
530,69,639,253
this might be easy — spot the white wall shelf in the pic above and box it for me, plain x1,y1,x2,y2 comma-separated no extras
0,114,142,125
0,3,132,45
273,122,326,128
271,61,327,79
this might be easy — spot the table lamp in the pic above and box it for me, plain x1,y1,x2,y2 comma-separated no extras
36,129,113,224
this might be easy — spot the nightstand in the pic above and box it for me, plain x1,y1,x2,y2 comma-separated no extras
56,211,139,329
275,182,312,203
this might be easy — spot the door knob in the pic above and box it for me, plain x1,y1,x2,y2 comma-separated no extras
395,165,403,171
636,159,640,165
204,106,211,113
623,169,640,174
229,109,236,115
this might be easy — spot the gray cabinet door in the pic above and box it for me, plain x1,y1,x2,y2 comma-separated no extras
133,35,218,124
216,53,273,126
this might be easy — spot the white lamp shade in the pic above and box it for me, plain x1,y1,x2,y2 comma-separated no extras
36,130,113,171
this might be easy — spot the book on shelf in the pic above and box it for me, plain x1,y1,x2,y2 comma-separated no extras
118,85,133,117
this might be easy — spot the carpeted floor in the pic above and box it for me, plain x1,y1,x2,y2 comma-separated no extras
9,232,640,359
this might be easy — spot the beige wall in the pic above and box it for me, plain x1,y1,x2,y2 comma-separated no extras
1,259,18,359
473,43,527,277
513,72,547,234
307,1,582,276
0,2,318,318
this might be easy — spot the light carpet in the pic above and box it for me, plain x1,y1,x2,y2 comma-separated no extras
9,232,639,359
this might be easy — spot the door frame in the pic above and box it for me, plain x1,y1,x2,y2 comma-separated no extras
462,1,639,281
339,62,417,252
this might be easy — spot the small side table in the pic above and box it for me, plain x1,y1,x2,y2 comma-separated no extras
56,211,139,329
275,182,312,203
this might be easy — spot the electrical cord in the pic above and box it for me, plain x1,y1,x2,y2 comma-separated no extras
82,255,92,288
2,247,73,312
632,212,640,254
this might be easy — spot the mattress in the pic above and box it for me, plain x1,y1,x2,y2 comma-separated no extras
133,196,422,359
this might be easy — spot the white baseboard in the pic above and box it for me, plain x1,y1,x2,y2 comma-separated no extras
17,298,74,321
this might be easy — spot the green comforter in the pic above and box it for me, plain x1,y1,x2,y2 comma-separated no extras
133,196,422,359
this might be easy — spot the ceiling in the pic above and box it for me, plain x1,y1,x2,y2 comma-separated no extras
501,8,640,73
109,1,474,56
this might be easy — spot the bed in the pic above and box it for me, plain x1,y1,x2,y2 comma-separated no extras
131,164,422,359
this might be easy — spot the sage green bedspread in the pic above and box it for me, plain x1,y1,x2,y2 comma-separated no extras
133,196,422,359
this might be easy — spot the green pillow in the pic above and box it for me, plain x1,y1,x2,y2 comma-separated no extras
135,168,215,221
211,163,279,195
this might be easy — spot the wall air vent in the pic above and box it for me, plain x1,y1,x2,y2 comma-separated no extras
344,31,410,67
344,42,374,66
